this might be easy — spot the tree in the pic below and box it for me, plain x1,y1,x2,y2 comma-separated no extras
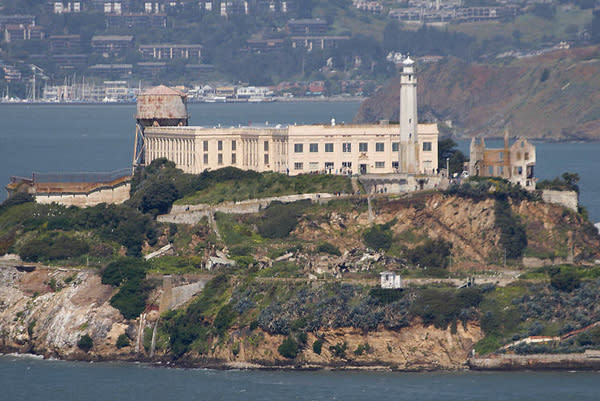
363,224,393,251
78,334,93,352
140,181,179,216
278,336,299,359
550,268,580,292
438,138,467,175
562,172,580,193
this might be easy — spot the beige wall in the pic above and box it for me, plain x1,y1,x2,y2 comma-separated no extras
35,183,130,207
144,123,438,176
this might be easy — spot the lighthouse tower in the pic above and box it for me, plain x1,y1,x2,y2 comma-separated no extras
399,56,419,174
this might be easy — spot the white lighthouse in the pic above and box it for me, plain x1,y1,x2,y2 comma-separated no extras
399,56,419,174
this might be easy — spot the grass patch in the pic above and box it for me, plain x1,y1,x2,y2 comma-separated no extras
176,172,352,205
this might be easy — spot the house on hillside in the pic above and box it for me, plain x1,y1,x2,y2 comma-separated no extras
380,271,402,289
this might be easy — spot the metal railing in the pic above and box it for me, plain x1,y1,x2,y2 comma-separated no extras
31,167,131,184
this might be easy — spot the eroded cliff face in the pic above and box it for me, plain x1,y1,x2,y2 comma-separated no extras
208,324,482,370
294,192,599,268
0,265,482,370
0,267,129,359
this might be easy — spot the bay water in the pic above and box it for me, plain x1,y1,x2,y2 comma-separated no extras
1,355,600,401
0,101,599,222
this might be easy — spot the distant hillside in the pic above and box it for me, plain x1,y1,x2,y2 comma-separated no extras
355,46,600,141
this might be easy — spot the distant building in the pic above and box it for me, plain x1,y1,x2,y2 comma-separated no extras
4,24,45,42
49,34,81,53
91,35,134,57
380,271,402,289
52,54,88,69
144,1,185,13
105,13,167,29
469,131,536,189
52,1,82,14
246,38,285,52
290,36,350,51
139,44,202,60
0,15,36,29
88,64,133,79
103,1,123,14
220,0,249,16
286,18,328,35
138,58,438,178
1,65,22,82
236,86,272,99
184,64,215,79
136,62,167,80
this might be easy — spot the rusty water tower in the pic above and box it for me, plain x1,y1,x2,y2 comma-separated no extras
133,85,189,168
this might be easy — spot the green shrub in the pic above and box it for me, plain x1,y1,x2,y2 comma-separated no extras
162,274,230,358
329,341,347,358
214,303,237,334
495,197,527,259
101,258,148,286
19,233,89,262
78,334,93,352
406,238,452,268
278,336,299,359
230,244,253,257
139,181,179,216
368,288,404,304
312,339,323,355
363,223,393,251
256,200,310,239
0,192,34,214
317,242,341,256
354,343,371,356
537,172,580,194
550,267,580,292
116,333,130,349
27,320,36,337
410,288,483,329
109,278,152,320
297,331,308,346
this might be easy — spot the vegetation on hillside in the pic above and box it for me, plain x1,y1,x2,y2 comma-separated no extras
537,172,580,193
356,49,600,140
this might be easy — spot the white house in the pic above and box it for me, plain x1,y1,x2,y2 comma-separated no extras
380,271,402,289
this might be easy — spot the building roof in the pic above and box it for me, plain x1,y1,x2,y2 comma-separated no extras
91,35,134,42
139,44,203,48
287,18,327,25
141,85,186,97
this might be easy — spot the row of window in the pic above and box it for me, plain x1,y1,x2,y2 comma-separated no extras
293,142,433,153
293,161,390,171
197,139,434,154
202,153,270,165
203,140,271,152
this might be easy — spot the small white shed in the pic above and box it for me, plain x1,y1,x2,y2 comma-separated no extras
380,271,402,289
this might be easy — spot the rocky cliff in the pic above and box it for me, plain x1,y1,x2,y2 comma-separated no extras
0,264,481,370
0,266,129,359
355,46,600,141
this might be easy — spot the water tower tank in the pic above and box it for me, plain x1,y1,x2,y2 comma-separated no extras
136,85,189,127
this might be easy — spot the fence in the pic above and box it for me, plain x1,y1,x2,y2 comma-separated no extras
31,168,131,184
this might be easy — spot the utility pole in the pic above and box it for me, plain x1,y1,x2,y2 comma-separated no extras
503,248,506,268
446,157,450,178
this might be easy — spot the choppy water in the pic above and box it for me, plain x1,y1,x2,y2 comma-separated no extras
1,355,600,401
0,102,599,221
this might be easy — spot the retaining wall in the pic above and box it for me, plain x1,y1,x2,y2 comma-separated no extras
158,192,337,224
541,190,578,212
